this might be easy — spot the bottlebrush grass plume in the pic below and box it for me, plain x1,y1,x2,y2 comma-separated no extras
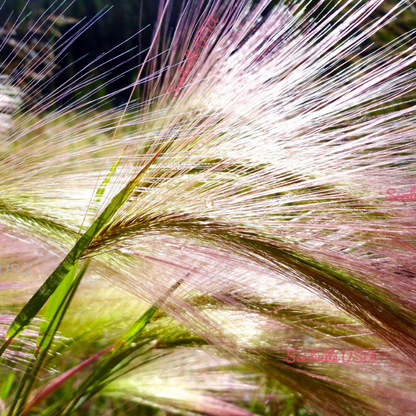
1,0,416,415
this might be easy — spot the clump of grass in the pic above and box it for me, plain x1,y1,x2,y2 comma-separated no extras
1,0,416,415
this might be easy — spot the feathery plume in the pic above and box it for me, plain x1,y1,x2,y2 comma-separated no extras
1,0,416,415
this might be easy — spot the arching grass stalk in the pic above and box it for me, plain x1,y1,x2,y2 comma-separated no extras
0,139,172,349
3,143,131,414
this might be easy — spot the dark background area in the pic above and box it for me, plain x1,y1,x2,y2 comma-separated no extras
0,0,167,106
0,0,414,107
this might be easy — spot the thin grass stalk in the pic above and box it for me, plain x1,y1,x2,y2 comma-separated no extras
6,261,90,416
60,279,182,415
2,139,173,346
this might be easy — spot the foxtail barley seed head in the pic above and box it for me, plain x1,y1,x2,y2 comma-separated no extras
2,0,416,414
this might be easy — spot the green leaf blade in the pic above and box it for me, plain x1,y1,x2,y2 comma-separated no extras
36,262,78,351
122,306,157,346
4,144,168,341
